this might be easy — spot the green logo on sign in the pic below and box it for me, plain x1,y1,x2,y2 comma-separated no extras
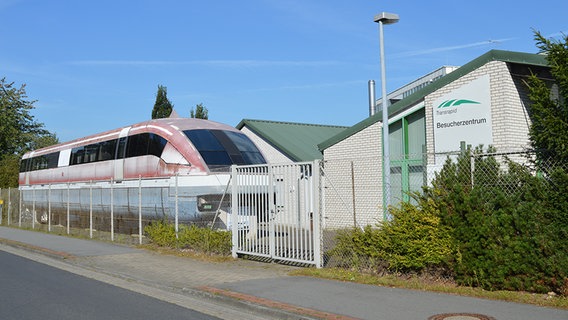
437,99,480,108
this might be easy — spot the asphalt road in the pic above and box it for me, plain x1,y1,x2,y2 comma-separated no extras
0,250,220,320
2,226,567,320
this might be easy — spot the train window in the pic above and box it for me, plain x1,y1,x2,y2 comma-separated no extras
68,134,165,166
45,152,60,169
71,146,85,165
147,133,167,157
19,158,30,172
22,152,60,172
98,140,117,161
71,143,100,165
125,133,167,159
183,129,266,169
31,156,43,170
211,130,244,164
70,139,118,165
126,133,147,158
84,144,99,163
225,131,266,164
184,129,232,167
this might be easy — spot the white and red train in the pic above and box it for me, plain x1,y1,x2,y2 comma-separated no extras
18,117,266,231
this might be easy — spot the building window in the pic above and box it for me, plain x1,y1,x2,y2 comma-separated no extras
389,108,426,204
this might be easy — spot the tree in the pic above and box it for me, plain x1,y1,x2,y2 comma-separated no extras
526,31,568,165
0,154,20,187
190,103,208,119
29,132,59,151
0,78,50,156
151,85,173,119
0,78,57,187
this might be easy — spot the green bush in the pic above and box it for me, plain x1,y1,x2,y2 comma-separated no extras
178,224,232,255
144,220,178,247
431,147,568,294
327,226,383,271
145,221,232,256
377,199,454,272
327,196,454,274
329,146,568,295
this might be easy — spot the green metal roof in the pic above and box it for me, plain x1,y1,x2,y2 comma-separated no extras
318,50,549,151
237,119,349,161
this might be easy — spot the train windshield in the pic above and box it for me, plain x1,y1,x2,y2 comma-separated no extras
183,129,266,170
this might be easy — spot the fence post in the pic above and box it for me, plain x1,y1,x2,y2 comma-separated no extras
313,160,322,268
32,187,35,229
231,165,238,258
268,163,276,259
48,184,51,232
138,175,142,245
470,148,475,187
320,162,326,231
18,189,22,227
8,187,11,225
110,178,114,242
175,174,179,238
351,161,356,227
0,187,3,225
67,183,70,234
90,180,93,238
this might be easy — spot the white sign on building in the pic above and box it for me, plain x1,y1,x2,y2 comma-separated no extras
433,74,493,158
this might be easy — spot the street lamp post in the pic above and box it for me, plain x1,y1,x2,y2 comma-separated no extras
374,12,399,215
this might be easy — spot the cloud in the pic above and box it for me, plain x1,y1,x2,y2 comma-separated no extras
67,59,339,68
394,38,517,58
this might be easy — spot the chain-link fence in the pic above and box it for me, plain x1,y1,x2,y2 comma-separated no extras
0,178,231,245
0,187,20,228
318,147,567,268
2,149,564,268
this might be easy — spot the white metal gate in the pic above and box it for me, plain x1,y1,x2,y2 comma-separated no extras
230,161,321,267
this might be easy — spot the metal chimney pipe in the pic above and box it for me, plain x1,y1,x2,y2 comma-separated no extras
368,80,376,116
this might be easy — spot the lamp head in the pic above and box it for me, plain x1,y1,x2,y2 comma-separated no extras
374,12,399,24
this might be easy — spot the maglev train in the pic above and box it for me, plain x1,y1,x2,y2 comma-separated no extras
18,117,267,232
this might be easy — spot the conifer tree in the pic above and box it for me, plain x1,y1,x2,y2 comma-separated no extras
190,103,209,119
151,85,173,119
526,32,568,164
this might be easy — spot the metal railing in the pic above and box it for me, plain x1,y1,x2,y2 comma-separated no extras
2,177,222,245
231,161,321,267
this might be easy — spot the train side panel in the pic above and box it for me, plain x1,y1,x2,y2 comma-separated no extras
18,118,266,232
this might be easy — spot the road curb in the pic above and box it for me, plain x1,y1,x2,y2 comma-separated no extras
199,286,360,320
0,238,316,319
0,237,75,260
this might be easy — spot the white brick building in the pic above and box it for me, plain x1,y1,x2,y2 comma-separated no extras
318,50,552,227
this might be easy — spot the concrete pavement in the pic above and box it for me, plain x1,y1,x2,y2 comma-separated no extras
1,226,567,320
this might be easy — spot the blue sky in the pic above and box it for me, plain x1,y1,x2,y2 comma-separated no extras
1,0,567,142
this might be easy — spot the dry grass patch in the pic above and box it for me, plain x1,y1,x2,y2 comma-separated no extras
292,267,568,310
